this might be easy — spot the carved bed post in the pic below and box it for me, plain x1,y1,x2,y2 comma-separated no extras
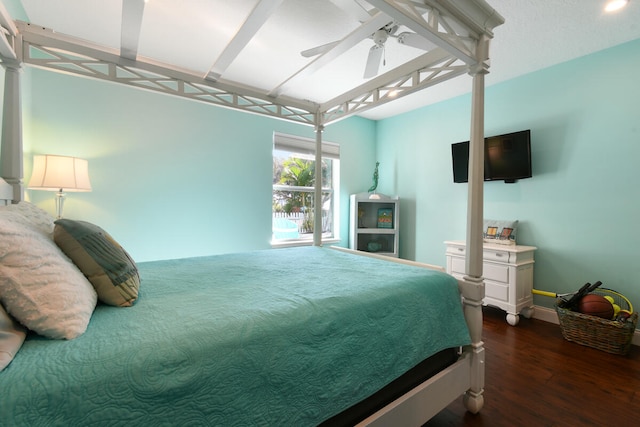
1,62,24,202
463,33,490,414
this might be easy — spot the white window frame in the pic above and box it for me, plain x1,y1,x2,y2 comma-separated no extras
272,132,340,247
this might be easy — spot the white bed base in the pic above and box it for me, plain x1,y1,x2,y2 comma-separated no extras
332,247,485,426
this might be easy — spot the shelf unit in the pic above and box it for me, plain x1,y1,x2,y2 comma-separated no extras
349,193,399,257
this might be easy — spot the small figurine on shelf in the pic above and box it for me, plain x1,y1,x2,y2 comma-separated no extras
368,161,380,199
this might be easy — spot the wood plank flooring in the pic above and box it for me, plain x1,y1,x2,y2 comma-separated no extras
423,306,640,427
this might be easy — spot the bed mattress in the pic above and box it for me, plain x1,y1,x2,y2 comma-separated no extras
0,246,470,426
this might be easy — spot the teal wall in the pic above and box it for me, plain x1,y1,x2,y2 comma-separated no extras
17,68,376,261
376,39,640,310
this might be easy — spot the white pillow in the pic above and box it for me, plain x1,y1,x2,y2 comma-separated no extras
0,302,26,371
0,210,97,339
4,201,55,238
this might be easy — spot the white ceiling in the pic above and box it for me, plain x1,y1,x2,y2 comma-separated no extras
15,0,640,120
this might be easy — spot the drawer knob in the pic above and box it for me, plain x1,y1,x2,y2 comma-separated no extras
458,248,464,252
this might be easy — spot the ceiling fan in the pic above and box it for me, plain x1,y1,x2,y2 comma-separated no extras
301,21,436,79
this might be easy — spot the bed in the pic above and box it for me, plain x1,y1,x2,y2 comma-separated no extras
0,209,470,425
1,1,504,425
1,182,484,426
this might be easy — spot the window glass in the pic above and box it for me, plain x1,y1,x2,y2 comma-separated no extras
272,133,339,243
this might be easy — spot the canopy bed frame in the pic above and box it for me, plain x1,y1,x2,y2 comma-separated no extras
0,1,504,425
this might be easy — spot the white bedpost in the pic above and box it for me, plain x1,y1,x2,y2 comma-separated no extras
313,118,324,247
1,61,24,202
462,33,491,414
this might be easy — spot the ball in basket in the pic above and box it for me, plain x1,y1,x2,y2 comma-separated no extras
577,294,614,319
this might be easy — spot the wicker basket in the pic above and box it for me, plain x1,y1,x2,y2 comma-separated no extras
556,290,638,355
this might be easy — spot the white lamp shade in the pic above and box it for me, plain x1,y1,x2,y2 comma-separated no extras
28,155,92,192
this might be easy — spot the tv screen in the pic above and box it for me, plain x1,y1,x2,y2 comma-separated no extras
451,130,532,183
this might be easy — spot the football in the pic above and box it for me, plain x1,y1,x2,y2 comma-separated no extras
577,294,614,319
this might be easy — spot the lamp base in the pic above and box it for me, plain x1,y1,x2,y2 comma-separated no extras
55,190,66,219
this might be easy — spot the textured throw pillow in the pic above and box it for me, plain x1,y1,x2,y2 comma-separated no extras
0,211,97,339
54,219,140,307
4,201,55,238
483,219,518,245
0,302,27,371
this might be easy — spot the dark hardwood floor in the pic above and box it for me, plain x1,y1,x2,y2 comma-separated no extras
424,306,640,427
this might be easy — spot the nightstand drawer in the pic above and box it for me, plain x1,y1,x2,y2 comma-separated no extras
483,262,509,284
485,280,509,302
446,245,466,257
450,257,465,275
450,255,509,283
483,249,510,262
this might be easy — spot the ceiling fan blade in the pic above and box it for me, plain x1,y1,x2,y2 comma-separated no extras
363,44,383,78
301,40,341,57
396,32,436,51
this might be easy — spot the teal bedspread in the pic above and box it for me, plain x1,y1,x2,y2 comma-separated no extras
0,247,470,426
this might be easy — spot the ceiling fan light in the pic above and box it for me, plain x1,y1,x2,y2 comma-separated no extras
373,29,389,46
604,0,629,12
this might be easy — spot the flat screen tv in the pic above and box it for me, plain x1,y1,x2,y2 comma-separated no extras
452,130,532,183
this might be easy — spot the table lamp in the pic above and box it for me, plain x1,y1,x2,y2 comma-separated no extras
28,154,92,218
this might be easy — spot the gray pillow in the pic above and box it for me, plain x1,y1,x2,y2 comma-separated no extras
54,219,140,307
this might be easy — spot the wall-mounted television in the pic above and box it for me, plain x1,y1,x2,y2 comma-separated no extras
452,130,532,183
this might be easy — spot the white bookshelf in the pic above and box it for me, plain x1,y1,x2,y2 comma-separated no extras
349,193,399,257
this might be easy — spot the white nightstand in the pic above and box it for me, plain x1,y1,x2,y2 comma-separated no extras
445,240,537,325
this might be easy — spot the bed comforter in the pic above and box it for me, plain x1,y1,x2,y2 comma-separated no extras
0,246,470,426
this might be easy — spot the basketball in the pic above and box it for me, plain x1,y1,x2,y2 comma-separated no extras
577,294,614,319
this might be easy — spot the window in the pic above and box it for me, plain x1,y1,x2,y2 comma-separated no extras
272,132,340,244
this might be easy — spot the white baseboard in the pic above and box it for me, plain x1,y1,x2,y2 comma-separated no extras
531,305,640,347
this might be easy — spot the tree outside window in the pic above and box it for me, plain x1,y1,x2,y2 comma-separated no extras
272,133,339,242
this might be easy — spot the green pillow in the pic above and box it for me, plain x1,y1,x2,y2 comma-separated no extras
54,219,139,307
